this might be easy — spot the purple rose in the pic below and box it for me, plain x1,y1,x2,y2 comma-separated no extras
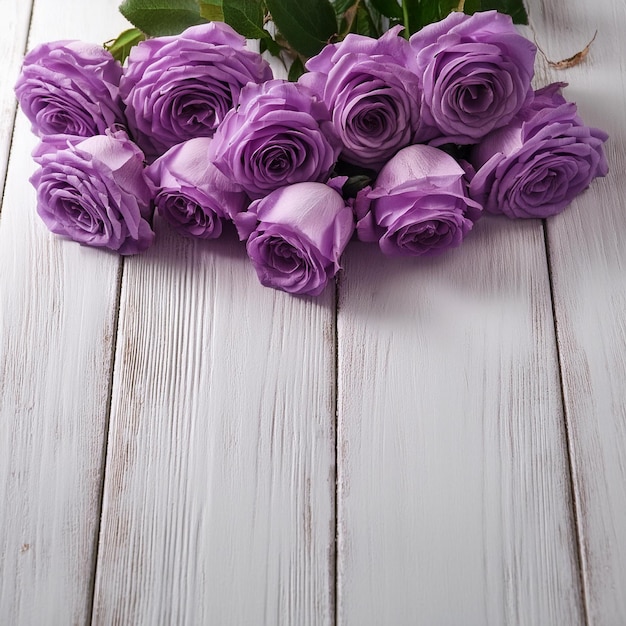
30,130,155,254
469,83,609,219
14,40,125,137
209,79,340,199
235,182,354,295
356,144,482,256
147,137,248,239
119,22,273,161
302,26,422,169
410,11,536,145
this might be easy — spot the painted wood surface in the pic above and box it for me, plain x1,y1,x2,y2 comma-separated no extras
533,0,626,622
91,223,336,626
1,0,625,623
337,222,584,625
0,1,129,624
0,1,32,193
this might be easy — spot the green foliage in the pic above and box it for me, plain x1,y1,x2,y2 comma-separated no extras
104,28,146,62
264,0,338,58
464,0,528,24
119,0,207,36
199,0,224,21
115,0,529,61
369,0,402,20
287,56,305,81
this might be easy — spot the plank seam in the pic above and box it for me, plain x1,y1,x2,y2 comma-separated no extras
542,218,591,626
87,257,125,626
333,273,340,626
0,0,35,218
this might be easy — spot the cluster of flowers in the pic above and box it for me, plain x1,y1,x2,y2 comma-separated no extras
15,11,608,295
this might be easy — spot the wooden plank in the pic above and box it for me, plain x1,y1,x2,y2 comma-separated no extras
532,0,626,622
337,218,584,624
91,220,336,625
0,2,32,194
0,1,130,624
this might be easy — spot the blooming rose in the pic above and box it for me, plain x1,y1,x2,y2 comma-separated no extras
30,130,154,254
119,22,273,160
302,26,422,169
147,137,248,239
235,182,354,295
469,83,609,218
209,79,340,199
409,11,536,145
356,144,482,256
15,40,125,137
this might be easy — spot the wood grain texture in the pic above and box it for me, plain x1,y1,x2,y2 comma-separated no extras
336,219,584,625
91,220,336,625
0,1,130,624
0,1,31,196
531,0,626,622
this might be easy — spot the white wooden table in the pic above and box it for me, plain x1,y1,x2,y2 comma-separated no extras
1,0,624,624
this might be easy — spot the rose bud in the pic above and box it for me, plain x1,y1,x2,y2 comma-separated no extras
119,22,272,161
30,130,155,254
469,83,609,219
14,40,125,137
410,11,536,145
209,79,341,199
235,182,355,296
302,26,422,170
356,144,482,257
147,137,249,239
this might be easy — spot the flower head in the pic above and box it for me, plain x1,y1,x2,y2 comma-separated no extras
469,83,609,218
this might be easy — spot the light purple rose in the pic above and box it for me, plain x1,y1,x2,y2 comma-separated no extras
302,26,422,169
356,144,482,256
146,137,248,239
119,22,273,161
410,11,536,145
469,83,609,219
30,130,155,254
14,40,125,137
235,182,355,296
209,79,340,199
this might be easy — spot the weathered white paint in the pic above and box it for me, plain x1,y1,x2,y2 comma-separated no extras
0,1,130,624
1,0,626,623
533,0,626,622
336,219,585,625
91,221,336,625
0,1,31,193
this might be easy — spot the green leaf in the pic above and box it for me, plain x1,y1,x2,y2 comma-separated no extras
331,0,356,14
369,0,402,19
222,0,267,38
118,0,206,36
404,0,460,35
287,56,305,81
342,174,373,198
199,0,224,21
104,28,146,63
265,0,337,58
463,0,528,24
354,3,380,37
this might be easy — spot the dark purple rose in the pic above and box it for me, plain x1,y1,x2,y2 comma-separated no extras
14,40,125,137
235,182,354,295
147,137,248,239
410,11,536,145
356,144,482,256
119,22,273,161
302,26,422,169
209,79,340,199
30,130,155,254
469,83,609,219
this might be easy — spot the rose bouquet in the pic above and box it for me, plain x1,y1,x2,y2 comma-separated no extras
14,0,608,296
